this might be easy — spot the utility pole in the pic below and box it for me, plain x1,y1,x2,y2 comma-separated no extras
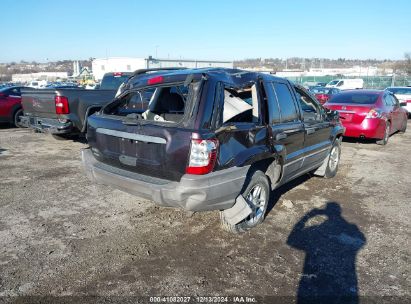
155,45,159,58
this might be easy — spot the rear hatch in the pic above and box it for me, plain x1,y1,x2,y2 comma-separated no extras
325,103,373,124
325,91,380,124
87,74,203,181
21,89,59,119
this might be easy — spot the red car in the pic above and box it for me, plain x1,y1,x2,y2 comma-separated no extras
324,90,408,145
310,86,341,104
0,86,29,127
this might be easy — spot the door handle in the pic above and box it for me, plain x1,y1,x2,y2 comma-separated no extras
306,128,316,135
276,133,287,141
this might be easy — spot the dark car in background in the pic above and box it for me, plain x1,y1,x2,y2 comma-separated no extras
20,72,132,139
324,90,407,145
0,86,30,127
82,68,344,232
309,86,341,104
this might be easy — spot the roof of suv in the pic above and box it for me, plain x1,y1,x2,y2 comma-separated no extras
127,67,286,88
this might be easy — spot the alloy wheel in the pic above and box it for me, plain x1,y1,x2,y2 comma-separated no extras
245,184,267,225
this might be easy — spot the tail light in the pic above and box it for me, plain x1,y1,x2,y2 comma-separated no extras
316,94,329,103
366,109,382,119
406,100,411,103
55,96,69,114
147,76,164,85
186,136,218,175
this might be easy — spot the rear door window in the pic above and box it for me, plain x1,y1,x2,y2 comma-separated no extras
264,82,280,124
272,82,299,123
222,84,259,124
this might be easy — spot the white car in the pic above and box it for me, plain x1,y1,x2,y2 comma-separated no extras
386,87,411,116
326,78,364,90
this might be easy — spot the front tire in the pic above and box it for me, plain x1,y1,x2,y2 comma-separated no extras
376,121,390,145
220,170,270,233
324,140,341,179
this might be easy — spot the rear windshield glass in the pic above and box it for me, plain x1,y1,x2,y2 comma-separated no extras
327,80,339,86
104,82,199,124
311,87,331,94
100,75,130,90
386,88,411,95
328,93,379,104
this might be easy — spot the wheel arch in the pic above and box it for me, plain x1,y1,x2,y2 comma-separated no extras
81,106,102,133
11,104,23,123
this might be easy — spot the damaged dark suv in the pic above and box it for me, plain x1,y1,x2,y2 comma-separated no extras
82,68,344,232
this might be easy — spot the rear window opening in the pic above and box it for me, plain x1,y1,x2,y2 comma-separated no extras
104,82,198,124
222,84,259,124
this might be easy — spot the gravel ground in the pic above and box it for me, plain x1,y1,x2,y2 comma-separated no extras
0,122,410,303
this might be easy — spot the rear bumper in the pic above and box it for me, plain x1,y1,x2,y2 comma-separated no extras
20,115,73,134
342,118,386,139
81,148,249,212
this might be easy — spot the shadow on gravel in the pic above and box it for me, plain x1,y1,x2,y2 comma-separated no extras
266,174,312,215
0,148,6,155
287,202,366,304
0,122,14,129
342,137,376,145
48,134,88,144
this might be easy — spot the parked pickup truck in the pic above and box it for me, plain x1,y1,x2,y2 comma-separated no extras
82,68,344,232
20,72,132,139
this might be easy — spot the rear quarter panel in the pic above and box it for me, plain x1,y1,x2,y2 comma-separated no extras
57,89,117,131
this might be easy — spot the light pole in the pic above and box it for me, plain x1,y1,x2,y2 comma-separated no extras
155,45,159,58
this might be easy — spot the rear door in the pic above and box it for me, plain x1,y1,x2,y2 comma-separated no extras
382,93,397,131
265,80,305,178
389,94,402,131
292,86,332,168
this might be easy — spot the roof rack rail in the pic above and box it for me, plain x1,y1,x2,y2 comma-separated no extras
132,67,187,77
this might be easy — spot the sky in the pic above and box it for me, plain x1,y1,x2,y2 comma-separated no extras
1,0,410,62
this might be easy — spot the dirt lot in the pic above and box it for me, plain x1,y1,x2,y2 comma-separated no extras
0,123,410,303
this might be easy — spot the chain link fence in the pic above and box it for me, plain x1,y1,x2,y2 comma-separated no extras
286,75,411,89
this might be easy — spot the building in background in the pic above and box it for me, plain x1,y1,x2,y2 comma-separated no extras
91,56,234,80
72,61,81,77
12,72,68,82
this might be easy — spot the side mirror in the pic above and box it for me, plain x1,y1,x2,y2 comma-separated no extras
400,102,407,107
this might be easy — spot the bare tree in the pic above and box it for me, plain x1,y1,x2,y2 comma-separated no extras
404,52,411,75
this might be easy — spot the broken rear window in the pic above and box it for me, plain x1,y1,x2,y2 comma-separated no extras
103,82,199,124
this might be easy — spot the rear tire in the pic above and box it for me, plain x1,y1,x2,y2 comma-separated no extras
324,140,341,179
376,121,390,145
220,170,270,233
13,108,24,128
